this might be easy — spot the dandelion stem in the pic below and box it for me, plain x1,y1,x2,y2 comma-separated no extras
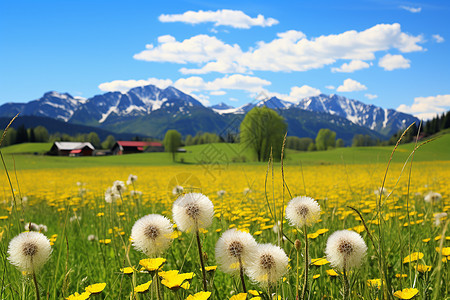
295,241,300,300
32,271,40,300
342,265,349,300
238,257,247,293
196,229,208,291
302,225,309,300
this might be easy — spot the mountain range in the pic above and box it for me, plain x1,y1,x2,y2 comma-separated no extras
0,85,419,145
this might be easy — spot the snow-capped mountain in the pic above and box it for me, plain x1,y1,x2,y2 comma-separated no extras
0,84,418,139
295,94,418,136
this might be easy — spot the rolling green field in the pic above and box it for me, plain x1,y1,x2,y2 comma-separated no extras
0,133,449,299
1,133,449,171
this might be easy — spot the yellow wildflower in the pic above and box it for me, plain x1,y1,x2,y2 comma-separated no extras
229,293,247,300
393,288,419,299
403,252,423,263
186,291,211,300
85,283,106,294
139,258,166,271
134,280,152,293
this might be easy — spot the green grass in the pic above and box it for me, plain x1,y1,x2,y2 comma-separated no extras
0,143,52,154
1,133,449,171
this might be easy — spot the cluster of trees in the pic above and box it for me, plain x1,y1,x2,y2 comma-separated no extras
0,124,119,150
423,111,450,135
387,110,450,145
285,130,344,152
1,125,49,146
185,132,222,145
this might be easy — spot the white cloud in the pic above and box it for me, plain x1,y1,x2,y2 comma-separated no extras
365,93,378,99
325,85,335,90
172,74,271,94
261,85,321,102
229,97,239,102
400,6,422,13
432,34,444,43
158,9,279,29
210,90,226,96
331,60,371,73
378,54,411,71
134,34,243,65
336,79,367,92
397,94,450,120
290,85,321,99
133,23,423,74
98,78,173,92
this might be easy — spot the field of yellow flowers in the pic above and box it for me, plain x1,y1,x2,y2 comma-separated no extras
1,159,449,299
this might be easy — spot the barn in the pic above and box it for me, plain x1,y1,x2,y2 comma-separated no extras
111,141,164,155
48,142,95,156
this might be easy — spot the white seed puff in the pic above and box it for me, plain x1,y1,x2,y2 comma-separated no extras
285,196,321,227
215,229,258,275
172,193,214,232
325,230,367,271
246,243,289,286
131,214,173,257
8,231,52,273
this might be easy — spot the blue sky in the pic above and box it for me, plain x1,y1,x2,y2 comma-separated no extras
1,0,449,119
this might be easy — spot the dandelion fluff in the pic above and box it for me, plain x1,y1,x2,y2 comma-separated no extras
8,231,52,273
246,243,289,286
325,230,367,271
131,214,173,257
172,193,214,232
285,196,321,227
424,191,442,203
215,229,258,275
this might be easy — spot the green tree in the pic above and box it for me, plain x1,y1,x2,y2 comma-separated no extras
163,130,182,162
87,132,101,149
240,107,287,161
16,125,28,144
315,129,336,151
101,135,116,149
336,138,345,148
34,126,49,142
1,128,17,146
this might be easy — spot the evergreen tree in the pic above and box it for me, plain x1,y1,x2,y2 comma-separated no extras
16,125,28,144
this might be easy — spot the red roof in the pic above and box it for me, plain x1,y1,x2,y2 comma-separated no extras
117,141,163,147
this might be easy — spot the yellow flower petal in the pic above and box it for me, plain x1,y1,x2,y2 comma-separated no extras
186,291,212,300
139,258,166,271
311,258,330,266
393,288,419,299
134,280,152,293
229,293,247,300
85,282,106,294
402,252,423,263
66,291,91,300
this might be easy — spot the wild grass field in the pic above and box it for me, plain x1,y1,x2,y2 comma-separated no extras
0,135,449,299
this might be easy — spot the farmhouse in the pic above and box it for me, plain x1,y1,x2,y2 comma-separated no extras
48,142,95,156
111,141,164,155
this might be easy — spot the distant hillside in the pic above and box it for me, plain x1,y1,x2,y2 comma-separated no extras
0,116,142,140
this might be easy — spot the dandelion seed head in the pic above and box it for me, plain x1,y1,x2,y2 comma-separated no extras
144,225,159,240
285,196,321,227
8,231,52,273
215,229,258,275
246,243,288,286
325,230,367,271
131,214,173,257
424,191,442,203
172,193,214,232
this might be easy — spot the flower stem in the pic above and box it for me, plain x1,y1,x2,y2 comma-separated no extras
302,225,309,300
296,244,300,300
32,272,40,300
238,257,247,293
343,266,349,300
196,229,208,291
